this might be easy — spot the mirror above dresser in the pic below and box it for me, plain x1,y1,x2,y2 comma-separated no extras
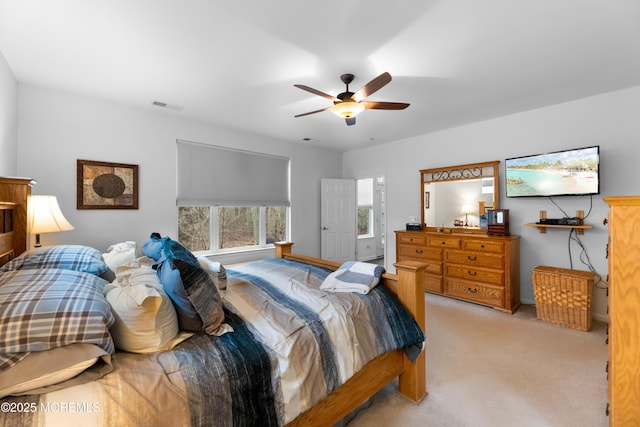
421,160,500,232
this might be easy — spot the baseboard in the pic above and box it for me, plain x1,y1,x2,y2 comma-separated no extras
521,298,609,323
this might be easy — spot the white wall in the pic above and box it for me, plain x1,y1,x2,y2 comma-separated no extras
343,85,640,322
16,84,342,258
0,50,18,176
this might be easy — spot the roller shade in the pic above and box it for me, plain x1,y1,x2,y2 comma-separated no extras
177,140,290,206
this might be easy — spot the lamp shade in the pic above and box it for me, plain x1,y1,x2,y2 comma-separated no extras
331,101,365,119
30,195,74,234
461,204,474,215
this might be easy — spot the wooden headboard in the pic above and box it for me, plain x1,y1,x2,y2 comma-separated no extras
0,177,32,265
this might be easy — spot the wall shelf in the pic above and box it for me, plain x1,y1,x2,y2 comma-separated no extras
524,210,592,235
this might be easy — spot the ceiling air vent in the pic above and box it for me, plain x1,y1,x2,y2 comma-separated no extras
152,101,184,112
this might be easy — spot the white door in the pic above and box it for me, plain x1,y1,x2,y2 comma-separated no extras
321,179,356,262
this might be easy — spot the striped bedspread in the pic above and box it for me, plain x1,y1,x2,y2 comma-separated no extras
0,258,423,427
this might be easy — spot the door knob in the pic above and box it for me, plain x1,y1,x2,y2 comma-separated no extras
322,226,329,230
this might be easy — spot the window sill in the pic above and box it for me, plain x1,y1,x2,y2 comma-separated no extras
193,246,276,265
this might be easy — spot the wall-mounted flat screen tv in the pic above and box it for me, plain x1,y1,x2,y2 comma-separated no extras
505,146,600,197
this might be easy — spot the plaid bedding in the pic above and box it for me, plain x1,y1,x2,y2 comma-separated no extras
0,245,109,276
0,258,423,426
0,268,115,371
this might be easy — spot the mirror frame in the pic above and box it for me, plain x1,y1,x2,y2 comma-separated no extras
420,160,500,233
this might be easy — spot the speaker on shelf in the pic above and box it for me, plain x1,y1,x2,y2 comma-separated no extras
487,209,509,236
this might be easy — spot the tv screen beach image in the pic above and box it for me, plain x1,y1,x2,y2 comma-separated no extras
506,146,599,197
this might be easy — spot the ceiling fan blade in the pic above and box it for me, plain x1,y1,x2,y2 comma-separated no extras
294,84,338,101
354,72,392,101
345,117,356,126
294,106,331,118
362,101,410,110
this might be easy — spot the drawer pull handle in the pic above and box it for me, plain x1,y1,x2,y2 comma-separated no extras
467,270,477,276
467,256,477,261
480,245,485,248
415,249,423,254
467,287,478,293
441,241,446,245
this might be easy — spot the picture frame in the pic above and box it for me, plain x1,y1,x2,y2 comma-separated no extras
77,159,138,209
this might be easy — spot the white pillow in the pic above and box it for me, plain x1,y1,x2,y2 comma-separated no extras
102,241,140,281
104,257,192,353
197,256,227,293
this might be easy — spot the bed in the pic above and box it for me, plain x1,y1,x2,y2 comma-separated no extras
0,177,427,426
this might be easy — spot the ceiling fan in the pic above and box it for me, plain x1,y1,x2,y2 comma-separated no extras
294,72,409,126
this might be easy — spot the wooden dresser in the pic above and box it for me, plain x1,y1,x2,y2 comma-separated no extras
395,230,520,313
604,196,640,426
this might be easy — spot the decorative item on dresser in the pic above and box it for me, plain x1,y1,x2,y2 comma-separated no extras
604,196,640,426
396,230,520,313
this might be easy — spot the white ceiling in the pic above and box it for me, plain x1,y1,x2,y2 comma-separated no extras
1,0,640,152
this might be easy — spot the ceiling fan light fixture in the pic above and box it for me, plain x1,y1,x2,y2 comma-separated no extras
331,101,365,119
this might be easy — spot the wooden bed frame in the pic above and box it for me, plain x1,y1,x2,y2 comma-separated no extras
0,176,427,426
275,243,427,426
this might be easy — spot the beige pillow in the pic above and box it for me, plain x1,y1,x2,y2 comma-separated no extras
0,344,110,398
104,257,192,353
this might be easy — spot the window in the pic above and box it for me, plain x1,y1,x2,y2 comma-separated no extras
176,140,290,253
357,206,372,236
357,178,374,238
178,206,287,252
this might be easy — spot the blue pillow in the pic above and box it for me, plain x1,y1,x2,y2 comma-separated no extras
141,232,169,261
144,233,224,334
0,245,109,276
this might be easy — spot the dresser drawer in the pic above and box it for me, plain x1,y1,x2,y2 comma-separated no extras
445,278,504,308
397,233,427,246
398,245,442,261
463,239,504,253
444,264,504,286
424,273,443,293
444,250,503,269
427,235,461,249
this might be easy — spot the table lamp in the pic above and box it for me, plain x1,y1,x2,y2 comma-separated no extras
30,195,74,247
461,204,473,227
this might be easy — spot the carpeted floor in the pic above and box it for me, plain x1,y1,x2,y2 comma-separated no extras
346,293,608,427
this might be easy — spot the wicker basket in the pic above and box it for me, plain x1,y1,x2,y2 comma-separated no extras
532,266,595,331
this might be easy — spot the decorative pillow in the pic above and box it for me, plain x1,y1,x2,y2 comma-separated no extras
0,245,109,276
142,233,225,334
102,241,140,281
104,257,193,353
320,261,384,294
0,344,111,398
141,233,170,261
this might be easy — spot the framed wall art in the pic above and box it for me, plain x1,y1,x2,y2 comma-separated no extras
77,160,138,209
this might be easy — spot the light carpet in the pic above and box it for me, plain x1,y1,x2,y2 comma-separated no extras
347,293,608,427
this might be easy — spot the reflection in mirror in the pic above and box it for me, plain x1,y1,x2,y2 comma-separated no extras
421,161,499,231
